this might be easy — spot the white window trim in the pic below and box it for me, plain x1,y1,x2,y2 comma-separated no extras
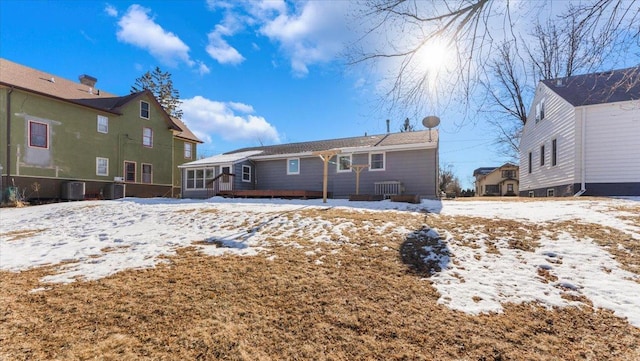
97,115,108,134
369,152,386,171
337,154,352,173
184,142,192,159
143,127,153,148
287,158,300,175
242,165,251,182
140,100,150,119
28,120,49,149
142,163,153,184
96,157,109,176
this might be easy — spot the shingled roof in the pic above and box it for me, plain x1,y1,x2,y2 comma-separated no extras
171,116,203,143
542,66,640,106
0,58,181,131
226,129,438,157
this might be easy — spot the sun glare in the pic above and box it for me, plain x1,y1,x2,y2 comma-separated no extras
416,39,452,74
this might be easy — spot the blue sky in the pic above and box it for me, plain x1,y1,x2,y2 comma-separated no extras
1,0,528,189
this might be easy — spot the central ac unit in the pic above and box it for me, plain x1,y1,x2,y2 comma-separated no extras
61,182,85,201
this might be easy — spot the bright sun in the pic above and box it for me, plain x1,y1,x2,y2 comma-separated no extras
416,39,452,74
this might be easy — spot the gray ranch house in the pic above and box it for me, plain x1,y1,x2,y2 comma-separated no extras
519,66,640,197
179,130,439,200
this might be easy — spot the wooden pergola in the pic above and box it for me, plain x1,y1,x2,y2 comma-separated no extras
312,149,341,203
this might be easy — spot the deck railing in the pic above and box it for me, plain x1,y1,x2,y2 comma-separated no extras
374,181,402,199
207,172,235,197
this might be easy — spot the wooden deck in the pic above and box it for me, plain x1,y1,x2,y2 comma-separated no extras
218,190,325,199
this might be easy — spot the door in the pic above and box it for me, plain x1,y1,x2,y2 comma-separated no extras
219,165,232,191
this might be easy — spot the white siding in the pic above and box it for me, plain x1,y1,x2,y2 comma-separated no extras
582,101,640,183
519,84,578,191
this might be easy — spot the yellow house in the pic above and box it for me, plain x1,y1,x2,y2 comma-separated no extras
474,163,519,196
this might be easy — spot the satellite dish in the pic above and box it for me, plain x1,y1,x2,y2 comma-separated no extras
422,116,440,129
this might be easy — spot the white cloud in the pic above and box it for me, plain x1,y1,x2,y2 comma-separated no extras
257,1,349,77
206,31,245,65
116,4,193,67
181,96,280,144
197,61,211,75
104,4,118,17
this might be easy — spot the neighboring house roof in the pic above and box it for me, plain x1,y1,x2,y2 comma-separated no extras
543,66,640,106
0,58,181,131
171,116,203,143
473,167,497,177
474,163,518,179
181,130,438,168
180,150,263,168
228,130,438,157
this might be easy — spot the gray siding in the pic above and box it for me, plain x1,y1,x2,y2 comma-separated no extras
254,148,437,198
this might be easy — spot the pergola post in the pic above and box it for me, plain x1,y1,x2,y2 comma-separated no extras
312,149,341,203
351,164,369,195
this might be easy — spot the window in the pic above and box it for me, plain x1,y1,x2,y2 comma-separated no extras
143,127,153,147
124,161,136,182
140,101,150,119
28,121,48,148
535,99,545,123
96,157,109,176
97,115,108,133
540,145,545,166
529,191,535,198
142,164,152,184
220,166,231,183
551,139,557,166
507,184,514,193
528,152,532,174
184,143,192,159
287,158,300,175
370,152,385,170
242,165,251,182
337,154,352,172
186,168,215,189
502,170,516,179
547,189,555,197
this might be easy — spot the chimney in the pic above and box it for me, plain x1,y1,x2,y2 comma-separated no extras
386,119,390,133
79,74,97,88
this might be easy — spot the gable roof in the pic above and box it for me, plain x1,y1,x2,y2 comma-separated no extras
227,129,438,157
171,116,203,143
542,66,640,106
0,58,181,131
473,162,518,178
181,130,438,168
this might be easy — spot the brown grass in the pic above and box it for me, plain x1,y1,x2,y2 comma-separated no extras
1,207,639,360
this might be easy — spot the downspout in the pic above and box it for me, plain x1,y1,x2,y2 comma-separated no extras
4,86,14,202
574,108,587,196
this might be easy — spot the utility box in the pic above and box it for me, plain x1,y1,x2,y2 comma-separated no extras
61,182,85,201
103,183,125,200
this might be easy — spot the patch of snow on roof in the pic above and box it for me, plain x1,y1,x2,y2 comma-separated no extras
180,150,263,167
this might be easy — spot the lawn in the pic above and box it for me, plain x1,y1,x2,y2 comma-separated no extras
1,197,639,360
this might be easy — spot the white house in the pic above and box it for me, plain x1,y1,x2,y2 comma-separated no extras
519,67,640,197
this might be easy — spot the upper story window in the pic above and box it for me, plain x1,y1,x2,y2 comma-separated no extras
528,152,532,174
97,115,108,133
540,145,545,166
140,101,150,119
287,158,300,175
28,120,48,148
535,99,545,123
242,165,251,182
337,154,352,172
370,152,385,171
502,169,516,179
96,157,109,176
184,143,192,159
143,127,153,147
552,138,558,166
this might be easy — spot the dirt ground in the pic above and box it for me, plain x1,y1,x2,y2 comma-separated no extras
1,205,639,360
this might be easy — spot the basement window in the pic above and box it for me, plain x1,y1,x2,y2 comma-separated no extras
547,189,555,197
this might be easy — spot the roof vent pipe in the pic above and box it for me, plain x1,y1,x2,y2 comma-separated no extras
386,119,390,133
